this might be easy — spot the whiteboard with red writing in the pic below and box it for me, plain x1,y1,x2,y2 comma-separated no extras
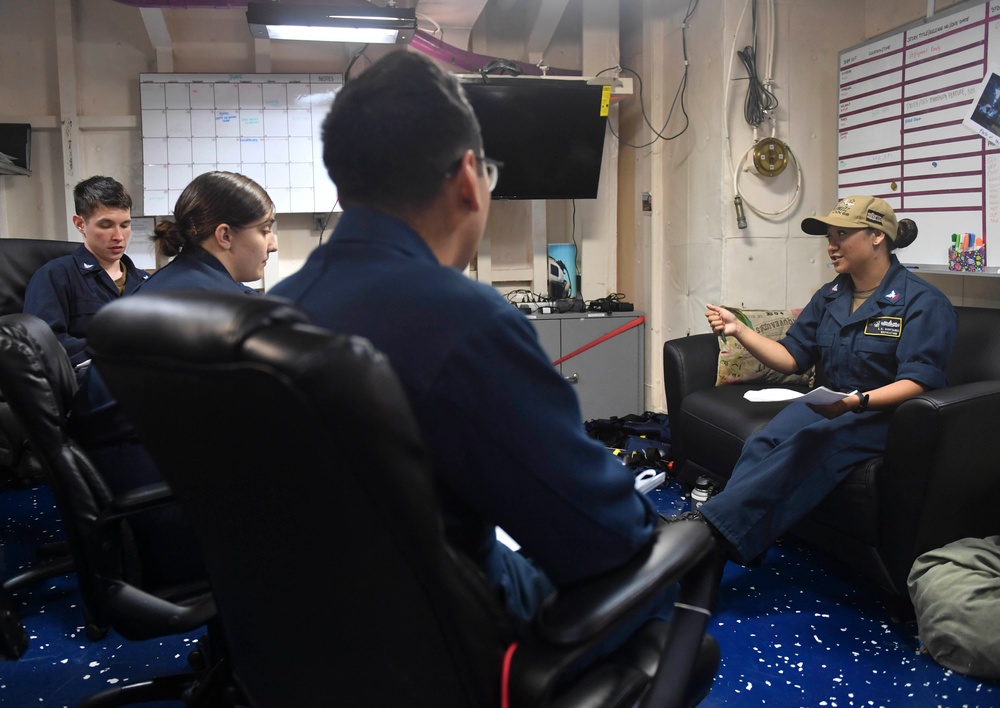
838,1,1000,267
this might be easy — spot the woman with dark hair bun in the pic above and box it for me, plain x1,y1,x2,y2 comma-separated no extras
79,172,277,587
684,196,958,569
140,171,277,294
894,218,918,249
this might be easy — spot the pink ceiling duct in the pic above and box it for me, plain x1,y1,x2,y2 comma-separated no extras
412,30,579,76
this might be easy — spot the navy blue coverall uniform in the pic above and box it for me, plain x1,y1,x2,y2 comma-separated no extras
700,255,957,565
23,244,216,590
271,208,659,630
136,245,258,296
23,244,148,373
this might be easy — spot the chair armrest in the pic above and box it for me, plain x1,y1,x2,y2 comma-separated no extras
536,520,713,645
878,380,1000,593
662,334,720,415
105,581,216,641
510,522,718,707
104,482,177,521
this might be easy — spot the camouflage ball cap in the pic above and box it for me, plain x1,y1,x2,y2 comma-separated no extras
801,195,898,241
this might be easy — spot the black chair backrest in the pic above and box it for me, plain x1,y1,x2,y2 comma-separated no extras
88,291,513,707
0,313,123,628
947,306,1000,386
0,238,79,316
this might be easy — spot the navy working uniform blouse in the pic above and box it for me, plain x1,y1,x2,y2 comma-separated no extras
136,245,258,295
271,208,658,627
781,255,955,392
23,244,148,370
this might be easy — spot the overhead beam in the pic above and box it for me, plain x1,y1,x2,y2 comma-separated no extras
55,0,80,238
254,37,272,73
526,0,571,66
139,7,173,72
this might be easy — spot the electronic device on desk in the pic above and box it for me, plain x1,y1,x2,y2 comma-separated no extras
513,299,558,314
588,293,634,313
505,289,549,314
548,256,574,300
511,298,586,315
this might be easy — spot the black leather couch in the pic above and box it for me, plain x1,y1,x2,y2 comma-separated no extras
0,237,79,486
663,305,1000,618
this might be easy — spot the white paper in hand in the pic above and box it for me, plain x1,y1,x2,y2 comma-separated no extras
743,388,803,402
744,386,856,405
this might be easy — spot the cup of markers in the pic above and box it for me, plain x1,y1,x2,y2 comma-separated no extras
948,232,986,272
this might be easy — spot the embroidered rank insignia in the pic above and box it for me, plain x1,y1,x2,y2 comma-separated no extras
864,316,902,338
884,289,901,302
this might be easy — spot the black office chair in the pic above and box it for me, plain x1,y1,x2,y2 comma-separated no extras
0,312,229,706
89,290,722,707
0,240,80,659
0,310,77,659
0,237,79,487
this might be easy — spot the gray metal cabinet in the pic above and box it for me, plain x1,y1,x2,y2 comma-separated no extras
527,312,645,421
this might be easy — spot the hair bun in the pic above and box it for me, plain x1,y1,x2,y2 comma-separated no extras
895,218,918,248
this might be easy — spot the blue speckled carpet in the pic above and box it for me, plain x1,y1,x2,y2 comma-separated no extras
1,480,997,706
647,482,998,706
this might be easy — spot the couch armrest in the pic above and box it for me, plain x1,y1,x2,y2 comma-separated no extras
878,379,1000,595
663,334,721,471
662,334,720,415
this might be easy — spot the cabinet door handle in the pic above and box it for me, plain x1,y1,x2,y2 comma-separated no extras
563,372,579,384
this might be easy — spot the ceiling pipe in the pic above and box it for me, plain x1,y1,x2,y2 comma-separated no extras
411,30,579,76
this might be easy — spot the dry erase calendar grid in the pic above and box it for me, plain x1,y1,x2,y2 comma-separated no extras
139,73,343,216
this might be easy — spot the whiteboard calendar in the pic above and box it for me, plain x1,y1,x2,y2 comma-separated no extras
139,73,343,217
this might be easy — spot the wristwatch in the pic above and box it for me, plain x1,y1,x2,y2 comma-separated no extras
853,392,870,413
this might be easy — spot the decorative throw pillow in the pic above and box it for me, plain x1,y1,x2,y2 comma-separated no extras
715,307,814,387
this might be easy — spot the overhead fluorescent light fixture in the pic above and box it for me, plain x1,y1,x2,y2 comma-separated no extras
246,2,417,45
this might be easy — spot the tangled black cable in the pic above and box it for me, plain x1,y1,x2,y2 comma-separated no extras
504,289,548,304
344,44,370,83
595,0,700,149
736,43,777,126
587,293,631,312
736,0,777,127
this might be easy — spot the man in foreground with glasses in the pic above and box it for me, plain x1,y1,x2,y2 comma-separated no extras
270,51,670,639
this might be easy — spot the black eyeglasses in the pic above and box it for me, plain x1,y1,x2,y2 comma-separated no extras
446,154,503,193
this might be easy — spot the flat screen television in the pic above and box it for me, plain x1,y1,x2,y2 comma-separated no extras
0,123,31,176
458,77,609,200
